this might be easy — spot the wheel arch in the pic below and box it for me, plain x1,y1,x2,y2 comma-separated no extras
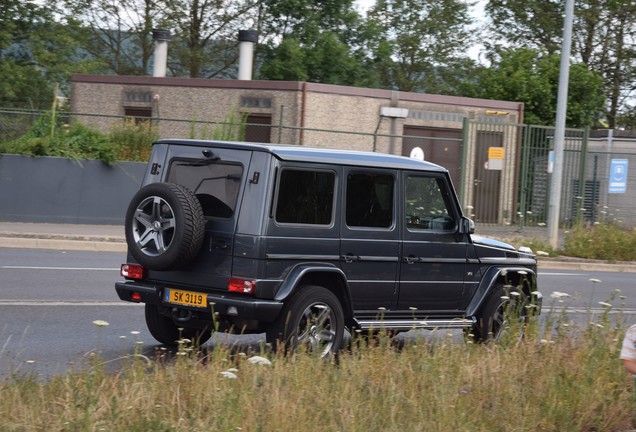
274,264,355,326
466,266,537,317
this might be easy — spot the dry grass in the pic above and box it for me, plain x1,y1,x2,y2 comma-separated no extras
1,317,634,432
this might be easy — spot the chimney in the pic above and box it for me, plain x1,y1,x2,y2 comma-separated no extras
152,29,171,77
238,30,258,80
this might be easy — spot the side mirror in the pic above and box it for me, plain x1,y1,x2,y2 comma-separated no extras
459,217,475,235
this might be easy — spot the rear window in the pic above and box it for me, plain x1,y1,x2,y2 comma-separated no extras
167,160,243,218
275,169,335,225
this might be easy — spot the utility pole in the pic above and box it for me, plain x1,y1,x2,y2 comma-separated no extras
547,0,575,249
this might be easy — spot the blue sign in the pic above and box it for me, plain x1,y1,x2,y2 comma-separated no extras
609,159,628,194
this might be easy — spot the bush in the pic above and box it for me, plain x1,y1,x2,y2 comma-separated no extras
0,112,158,164
562,222,636,261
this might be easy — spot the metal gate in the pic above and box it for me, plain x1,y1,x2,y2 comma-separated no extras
462,120,588,228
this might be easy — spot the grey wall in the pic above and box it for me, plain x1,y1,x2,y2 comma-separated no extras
0,154,147,224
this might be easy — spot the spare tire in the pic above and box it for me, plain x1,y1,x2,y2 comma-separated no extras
125,183,205,270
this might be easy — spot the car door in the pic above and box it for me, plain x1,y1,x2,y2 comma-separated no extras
339,168,399,313
398,172,469,312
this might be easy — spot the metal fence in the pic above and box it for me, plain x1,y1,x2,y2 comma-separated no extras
2,108,636,228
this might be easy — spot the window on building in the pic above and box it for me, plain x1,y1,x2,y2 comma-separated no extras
124,107,152,124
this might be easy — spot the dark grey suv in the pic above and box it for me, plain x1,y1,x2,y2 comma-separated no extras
116,139,541,355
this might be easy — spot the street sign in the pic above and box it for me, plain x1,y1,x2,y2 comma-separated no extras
609,159,628,194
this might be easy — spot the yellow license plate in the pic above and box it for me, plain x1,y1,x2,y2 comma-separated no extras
164,288,207,308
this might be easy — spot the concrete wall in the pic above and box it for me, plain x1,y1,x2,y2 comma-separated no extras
0,154,146,224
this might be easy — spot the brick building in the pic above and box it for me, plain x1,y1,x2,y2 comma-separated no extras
70,74,525,224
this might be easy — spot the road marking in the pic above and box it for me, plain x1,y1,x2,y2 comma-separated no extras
0,301,141,306
538,272,585,276
0,266,118,271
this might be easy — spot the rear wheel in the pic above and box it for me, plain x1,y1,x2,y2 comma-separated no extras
266,286,344,357
144,304,212,346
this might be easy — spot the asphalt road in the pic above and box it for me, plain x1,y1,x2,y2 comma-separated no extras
1,247,635,378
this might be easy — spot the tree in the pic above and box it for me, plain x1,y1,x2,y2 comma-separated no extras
485,0,636,128
0,1,95,107
362,0,475,93
62,0,161,75
472,48,605,127
257,0,374,86
163,0,259,78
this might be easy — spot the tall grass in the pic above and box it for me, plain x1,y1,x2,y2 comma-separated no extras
1,318,634,432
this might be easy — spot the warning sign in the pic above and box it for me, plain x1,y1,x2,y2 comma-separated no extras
488,147,504,159
487,147,504,170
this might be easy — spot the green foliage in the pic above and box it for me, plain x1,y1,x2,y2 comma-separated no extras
0,112,157,164
562,222,636,261
189,108,247,141
472,48,605,127
0,322,633,430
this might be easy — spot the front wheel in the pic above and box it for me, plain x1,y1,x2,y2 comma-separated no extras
266,286,345,357
145,304,212,346
471,284,527,342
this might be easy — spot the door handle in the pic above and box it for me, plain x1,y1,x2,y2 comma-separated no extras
341,254,360,263
404,256,420,264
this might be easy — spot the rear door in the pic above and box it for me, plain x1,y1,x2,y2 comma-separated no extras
145,144,254,290
340,168,399,313
398,172,469,312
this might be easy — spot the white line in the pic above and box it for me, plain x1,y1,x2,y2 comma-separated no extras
0,266,118,271
538,272,585,276
0,301,141,306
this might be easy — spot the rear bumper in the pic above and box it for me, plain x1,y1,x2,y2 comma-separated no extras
115,281,284,323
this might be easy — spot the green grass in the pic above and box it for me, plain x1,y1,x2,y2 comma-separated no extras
1,315,634,432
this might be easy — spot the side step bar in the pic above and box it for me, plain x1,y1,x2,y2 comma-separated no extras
355,318,475,331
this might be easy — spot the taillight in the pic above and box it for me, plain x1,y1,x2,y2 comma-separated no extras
121,263,144,280
228,278,255,295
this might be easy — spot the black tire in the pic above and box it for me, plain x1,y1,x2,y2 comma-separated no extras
144,304,212,346
125,183,205,270
266,286,345,357
471,284,527,342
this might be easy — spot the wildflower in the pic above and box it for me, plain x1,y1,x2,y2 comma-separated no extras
458,389,469,395
130,331,140,335
598,301,612,308
227,368,239,373
537,222,547,227
550,291,570,299
536,250,549,256
220,371,238,379
531,291,541,296
119,336,126,339
409,307,418,311
25,360,35,364
517,270,528,275
93,320,109,327
589,278,602,284
500,296,510,300
510,291,520,297
248,356,272,366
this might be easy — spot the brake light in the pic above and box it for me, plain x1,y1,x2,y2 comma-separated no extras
131,292,142,302
121,263,144,280
228,278,255,295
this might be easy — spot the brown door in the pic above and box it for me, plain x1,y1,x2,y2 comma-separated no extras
473,131,503,224
244,114,272,143
402,127,462,187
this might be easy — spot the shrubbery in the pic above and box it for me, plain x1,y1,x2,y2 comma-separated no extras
0,112,158,165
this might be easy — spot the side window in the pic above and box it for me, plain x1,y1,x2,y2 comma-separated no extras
167,161,243,218
405,175,456,231
346,172,394,228
275,169,335,225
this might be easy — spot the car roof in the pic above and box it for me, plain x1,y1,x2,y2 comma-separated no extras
155,139,448,172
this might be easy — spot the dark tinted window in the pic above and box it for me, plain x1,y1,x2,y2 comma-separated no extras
167,161,243,218
346,172,394,228
275,169,335,225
